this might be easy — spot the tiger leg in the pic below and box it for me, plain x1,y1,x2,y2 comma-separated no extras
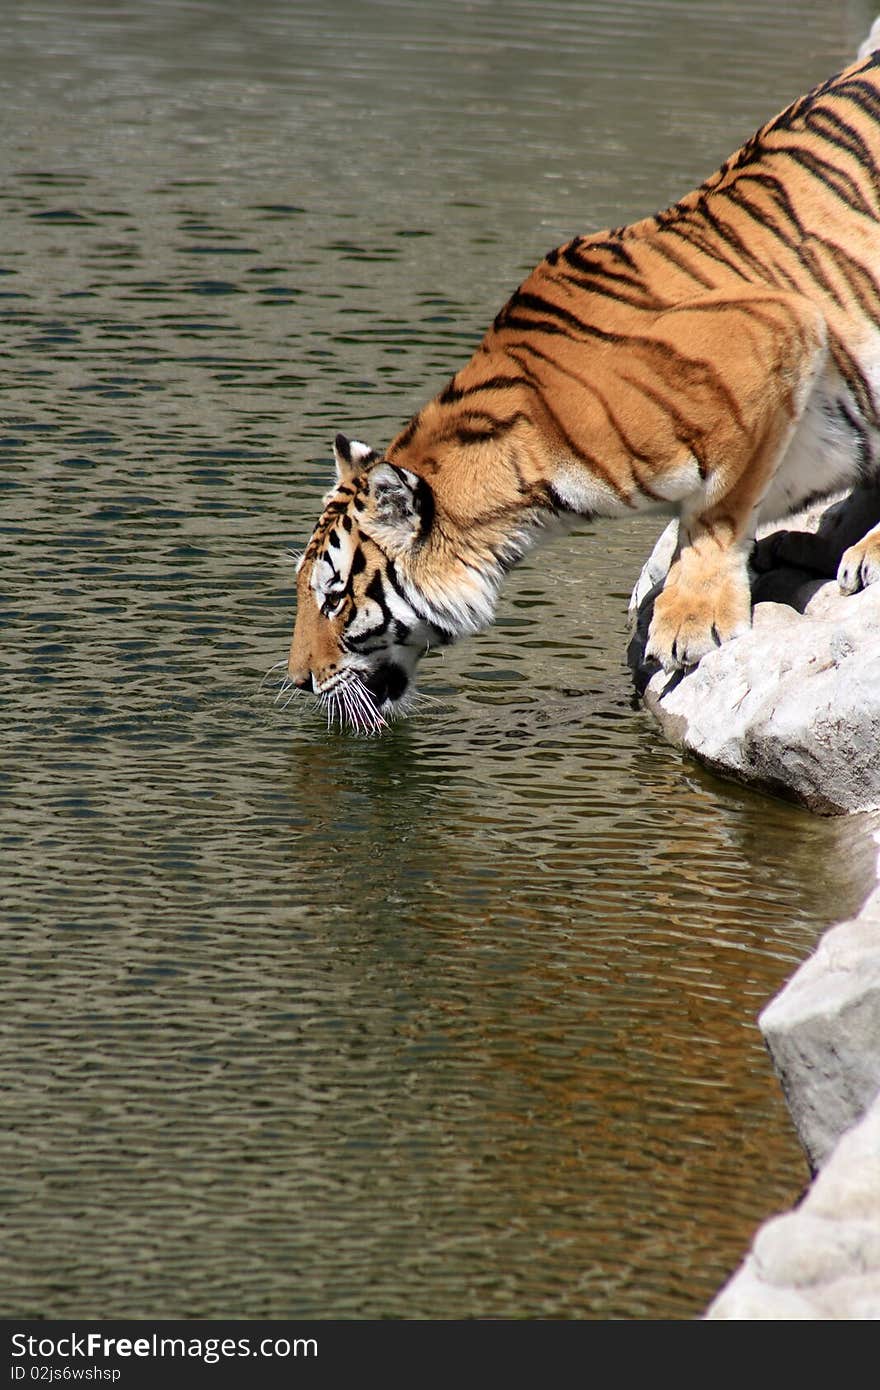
645,522,753,669
643,294,828,671
838,519,880,593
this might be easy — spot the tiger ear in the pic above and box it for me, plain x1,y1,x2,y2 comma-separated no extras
365,463,434,551
334,432,376,483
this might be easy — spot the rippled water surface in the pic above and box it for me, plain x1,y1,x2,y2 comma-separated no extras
3,0,879,1320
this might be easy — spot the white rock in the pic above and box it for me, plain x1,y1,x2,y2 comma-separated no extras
759,885,880,1172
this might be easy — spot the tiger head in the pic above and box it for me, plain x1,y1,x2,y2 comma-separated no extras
286,433,455,733
287,387,552,732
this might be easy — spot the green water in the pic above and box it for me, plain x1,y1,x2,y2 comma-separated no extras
2,0,878,1319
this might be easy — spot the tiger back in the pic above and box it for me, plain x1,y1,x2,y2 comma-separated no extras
286,33,880,731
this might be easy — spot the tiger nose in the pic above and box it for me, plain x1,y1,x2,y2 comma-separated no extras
287,655,313,689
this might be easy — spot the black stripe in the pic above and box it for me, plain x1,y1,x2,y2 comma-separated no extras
497,289,667,351
560,233,640,272
618,372,709,478
812,237,880,317
803,106,878,179
384,558,457,639
784,144,876,218
834,76,880,125
436,409,532,446
559,241,646,292
699,196,787,275
508,310,747,435
384,556,407,601
505,348,633,503
696,165,808,242
365,570,390,615
796,240,849,310
439,374,528,404
588,237,638,269
495,290,601,340
721,183,798,248
393,413,420,450
493,309,568,338
556,268,663,311
829,334,880,430
661,217,753,281
581,382,667,497
649,233,717,289
413,474,435,537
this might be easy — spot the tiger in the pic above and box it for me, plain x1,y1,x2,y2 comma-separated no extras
286,27,880,734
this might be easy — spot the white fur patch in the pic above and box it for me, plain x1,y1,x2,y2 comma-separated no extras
550,461,634,517
345,595,385,639
311,526,355,604
647,456,704,504
759,349,880,522
349,439,374,466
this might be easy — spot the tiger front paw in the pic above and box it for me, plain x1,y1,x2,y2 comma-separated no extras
837,529,880,595
645,562,752,671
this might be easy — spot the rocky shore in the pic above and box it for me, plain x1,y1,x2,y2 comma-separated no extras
626,490,880,1317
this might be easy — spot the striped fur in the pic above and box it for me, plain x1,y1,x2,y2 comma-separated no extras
288,34,880,729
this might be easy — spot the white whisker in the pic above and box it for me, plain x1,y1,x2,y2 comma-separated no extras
278,665,398,737
346,678,370,724
349,676,387,733
350,693,372,733
407,689,443,707
274,677,293,706
339,682,359,732
349,682,376,735
260,658,289,694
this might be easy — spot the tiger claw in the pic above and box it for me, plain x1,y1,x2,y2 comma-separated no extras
838,534,880,594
